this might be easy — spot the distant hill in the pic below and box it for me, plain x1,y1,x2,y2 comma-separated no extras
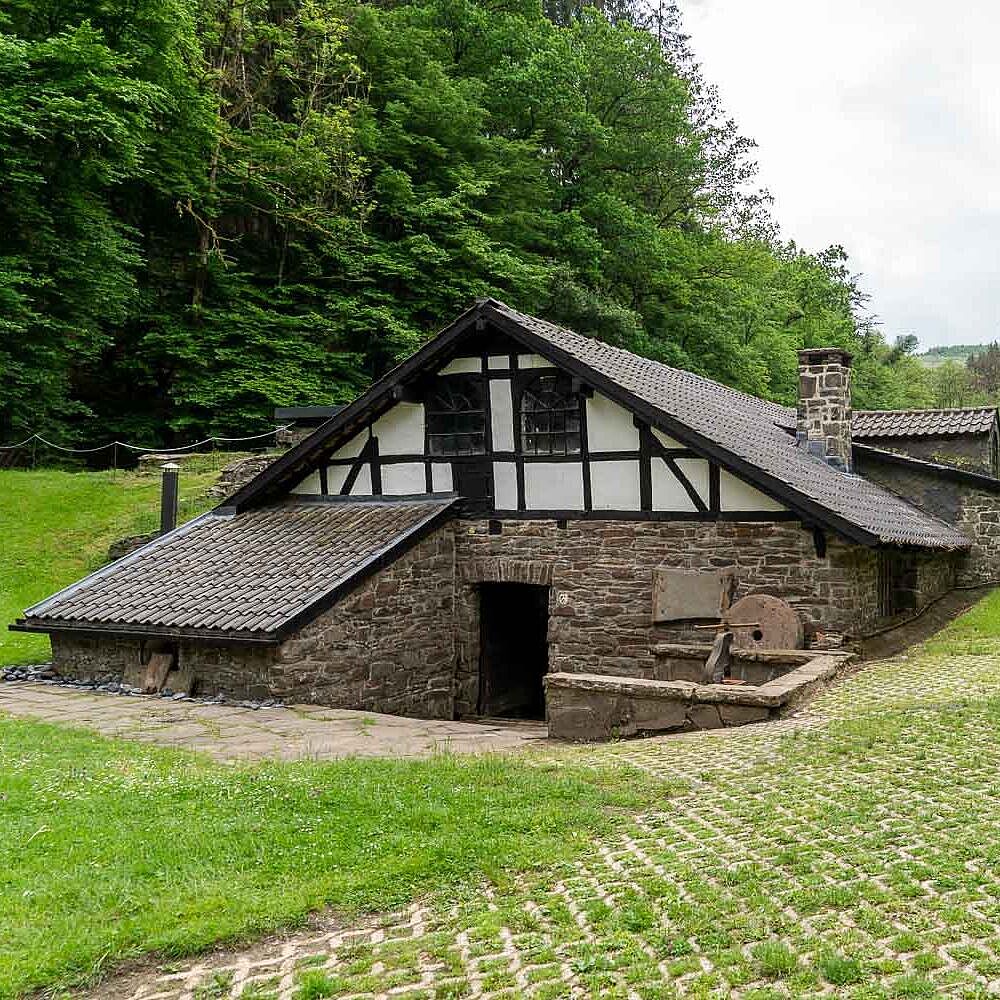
919,344,989,368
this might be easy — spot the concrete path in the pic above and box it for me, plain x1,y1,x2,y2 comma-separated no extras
0,682,549,761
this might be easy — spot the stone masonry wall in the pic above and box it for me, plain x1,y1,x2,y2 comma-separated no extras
49,633,280,697
50,514,959,718
272,530,456,716
450,519,957,711
855,451,1000,585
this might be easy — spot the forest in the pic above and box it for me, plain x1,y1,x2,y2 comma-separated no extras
0,0,971,445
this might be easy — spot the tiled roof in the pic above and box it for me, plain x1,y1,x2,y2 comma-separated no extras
19,498,456,639
853,408,997,440
486,301,969,550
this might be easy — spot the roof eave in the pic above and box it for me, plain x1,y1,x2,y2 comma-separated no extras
9,619,282,646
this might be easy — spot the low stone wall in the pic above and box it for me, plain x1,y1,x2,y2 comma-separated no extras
50,634,280,698
545,651,854,741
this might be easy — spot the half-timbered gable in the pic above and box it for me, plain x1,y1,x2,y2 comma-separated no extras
281,321,790,521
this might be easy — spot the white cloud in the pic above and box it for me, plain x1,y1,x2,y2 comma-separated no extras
682,0,1000,347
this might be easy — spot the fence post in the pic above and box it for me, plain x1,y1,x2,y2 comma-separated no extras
160,463,179,535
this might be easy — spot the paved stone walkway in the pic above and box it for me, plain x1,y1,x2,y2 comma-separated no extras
0,683,548,760
18,638,1000,999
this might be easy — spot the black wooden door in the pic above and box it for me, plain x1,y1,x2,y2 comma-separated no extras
478,583,549,718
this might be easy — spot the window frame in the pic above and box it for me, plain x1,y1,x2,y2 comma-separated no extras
518,373,583,457
425,374,487,457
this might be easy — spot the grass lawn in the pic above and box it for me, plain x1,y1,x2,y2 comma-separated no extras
0,720,653,998
0,464,226,666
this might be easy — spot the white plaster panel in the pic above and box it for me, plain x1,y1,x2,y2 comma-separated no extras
330,429,368,461
587,392,640,452
517,353,553,370
651,458,698,512
326,465,351,495
382,463,426,496
438,357,482,375
290,470,321,495
349,465,372,496
675,458,710,506
490,379,515,452
431,463,453,492
524,463,584,510
590,460,641,510
493,462,518,510
719,470,786,512
651,426,686,450
488,355,509,370
372,403,424,455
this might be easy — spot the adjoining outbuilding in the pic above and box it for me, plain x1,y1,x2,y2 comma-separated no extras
12,300,1000,738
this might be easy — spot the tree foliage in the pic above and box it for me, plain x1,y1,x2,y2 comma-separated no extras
0,0,942,444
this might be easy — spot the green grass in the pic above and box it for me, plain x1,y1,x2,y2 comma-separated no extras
0,718,652,998
0,464,224,666
924,586,1000,655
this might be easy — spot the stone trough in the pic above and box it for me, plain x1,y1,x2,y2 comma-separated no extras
544,643,855,741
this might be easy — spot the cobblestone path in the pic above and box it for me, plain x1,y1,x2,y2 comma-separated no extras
0,683,547,760
91,648,1000,998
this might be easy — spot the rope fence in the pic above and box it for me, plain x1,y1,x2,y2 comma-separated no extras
0,426,293,472
0,427,291,454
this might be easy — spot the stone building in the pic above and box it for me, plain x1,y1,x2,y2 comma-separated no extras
852,407,999,475
12,300,1000,728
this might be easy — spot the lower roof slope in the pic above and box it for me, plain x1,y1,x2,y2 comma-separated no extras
15,498,456,642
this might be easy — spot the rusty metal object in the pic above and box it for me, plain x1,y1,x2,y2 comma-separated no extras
701,630,733,684
727,594,803,651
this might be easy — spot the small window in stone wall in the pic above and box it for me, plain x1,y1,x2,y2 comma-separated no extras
520,375,581,456
426,376,486,456
876,550,917,619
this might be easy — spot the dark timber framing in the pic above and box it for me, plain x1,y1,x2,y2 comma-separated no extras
227,298,882,544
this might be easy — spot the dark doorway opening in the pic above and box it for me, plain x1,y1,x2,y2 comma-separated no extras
478,583,549,719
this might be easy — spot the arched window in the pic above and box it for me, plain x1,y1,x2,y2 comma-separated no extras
520,375,581,456
426,376,486,455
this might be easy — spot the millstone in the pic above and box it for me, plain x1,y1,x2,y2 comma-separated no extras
727,594,803,650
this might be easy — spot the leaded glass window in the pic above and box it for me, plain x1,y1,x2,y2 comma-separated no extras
520,375,581,456
426,376,486,456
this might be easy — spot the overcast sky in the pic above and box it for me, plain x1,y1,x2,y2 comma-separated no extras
682,0,1000,349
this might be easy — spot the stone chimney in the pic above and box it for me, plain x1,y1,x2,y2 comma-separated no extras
796,348,853,472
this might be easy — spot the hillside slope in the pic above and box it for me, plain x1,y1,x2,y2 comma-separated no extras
0,468,220,666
